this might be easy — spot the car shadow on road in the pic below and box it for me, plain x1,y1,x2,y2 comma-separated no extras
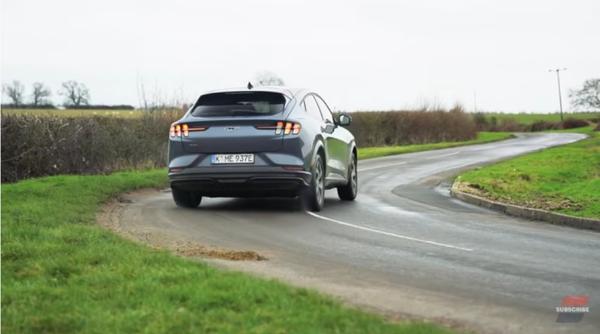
195,193,356,213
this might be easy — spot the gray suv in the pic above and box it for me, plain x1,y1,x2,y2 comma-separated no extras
168,86,357,211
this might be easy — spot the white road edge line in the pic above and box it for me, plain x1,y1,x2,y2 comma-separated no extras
305,211,474,252
359,161,407,172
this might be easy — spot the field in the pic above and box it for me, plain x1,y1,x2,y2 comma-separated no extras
1,169,455,334
1,108,178,118
483,111,599,124
455,126,600,219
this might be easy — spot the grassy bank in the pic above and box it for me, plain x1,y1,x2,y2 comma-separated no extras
1,171,453,333
455,127,599,219
358,131,512,160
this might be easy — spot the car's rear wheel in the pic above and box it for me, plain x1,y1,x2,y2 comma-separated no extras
172,188,202,208
337,153,357,201
303,154,325,212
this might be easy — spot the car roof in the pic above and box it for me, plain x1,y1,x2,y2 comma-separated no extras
202,86,307,100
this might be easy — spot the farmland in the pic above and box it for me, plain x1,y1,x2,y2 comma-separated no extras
482,111,599,124
1,108,181,118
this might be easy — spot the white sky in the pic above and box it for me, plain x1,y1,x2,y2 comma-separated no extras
2,0,599,112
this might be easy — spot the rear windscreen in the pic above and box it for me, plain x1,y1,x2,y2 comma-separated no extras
191,91,287,117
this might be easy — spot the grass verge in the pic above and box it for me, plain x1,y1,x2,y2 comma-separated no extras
455,127,599,219
1,171,454,333
358,131,512,160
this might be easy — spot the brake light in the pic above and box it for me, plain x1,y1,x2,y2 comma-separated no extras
292,123,301,135
258,121,301,135
169,123,207,138
284,122,293,135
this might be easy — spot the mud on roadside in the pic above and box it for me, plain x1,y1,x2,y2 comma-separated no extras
96,189,268,261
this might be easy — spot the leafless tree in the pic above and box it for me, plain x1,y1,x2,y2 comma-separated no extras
254,71,285,86
2,80,25,105
569,78,600,111
31,82,52,106
60,81,90,107
137,78,188,113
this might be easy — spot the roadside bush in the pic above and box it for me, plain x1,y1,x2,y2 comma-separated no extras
560,118,589,129
472,112,490,131
1,111,180,182
1,103,56,109
346,106,477,146
2,108,477,182
528,120,558,132
494,119,526,132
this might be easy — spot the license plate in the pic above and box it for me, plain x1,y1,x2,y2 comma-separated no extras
211,153,255,164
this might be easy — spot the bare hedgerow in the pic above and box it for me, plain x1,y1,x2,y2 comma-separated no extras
1,111,182,182
2,107,477,182
345,106,477,147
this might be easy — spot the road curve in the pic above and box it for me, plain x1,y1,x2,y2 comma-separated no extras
112,133,599,334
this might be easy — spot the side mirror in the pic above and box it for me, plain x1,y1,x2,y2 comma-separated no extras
338,113,352,126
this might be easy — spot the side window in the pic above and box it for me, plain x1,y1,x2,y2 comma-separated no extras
315,95,334,123
303,95,323,121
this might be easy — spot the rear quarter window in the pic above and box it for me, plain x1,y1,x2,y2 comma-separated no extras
191,92,287,117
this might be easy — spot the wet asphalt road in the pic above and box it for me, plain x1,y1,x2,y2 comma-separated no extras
116,133,599,334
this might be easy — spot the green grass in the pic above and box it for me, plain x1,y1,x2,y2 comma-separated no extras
483,111,599,124
456,126,600,219
1,170,454,333
358,132,512,160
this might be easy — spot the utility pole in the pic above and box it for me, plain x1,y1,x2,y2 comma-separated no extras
548,68,567,121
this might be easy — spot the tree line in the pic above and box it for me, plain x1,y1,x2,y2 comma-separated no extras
1,80,133,109
2,77,598,111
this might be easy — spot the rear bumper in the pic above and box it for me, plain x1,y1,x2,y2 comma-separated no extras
169,167,312,198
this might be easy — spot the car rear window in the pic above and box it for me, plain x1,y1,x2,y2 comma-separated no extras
191,91,287,117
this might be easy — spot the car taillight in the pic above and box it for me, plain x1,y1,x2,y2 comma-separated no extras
292,123,301,134
258,121,301,135
170,123,207,138
275,121,284,134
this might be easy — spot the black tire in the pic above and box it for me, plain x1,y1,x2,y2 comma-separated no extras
172,188,202,208
337,153,357,201
303,154,325,212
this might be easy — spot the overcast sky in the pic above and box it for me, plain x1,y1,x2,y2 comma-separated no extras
2,0,599,112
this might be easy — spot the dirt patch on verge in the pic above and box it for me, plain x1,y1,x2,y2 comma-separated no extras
97,189,267,261
454,181,582,212
175,241,267,261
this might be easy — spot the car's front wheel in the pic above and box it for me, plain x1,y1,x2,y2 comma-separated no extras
172,188,202,208
337,153,357,201
303,154,325,212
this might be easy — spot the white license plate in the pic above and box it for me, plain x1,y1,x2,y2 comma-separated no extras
211,153,255,164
